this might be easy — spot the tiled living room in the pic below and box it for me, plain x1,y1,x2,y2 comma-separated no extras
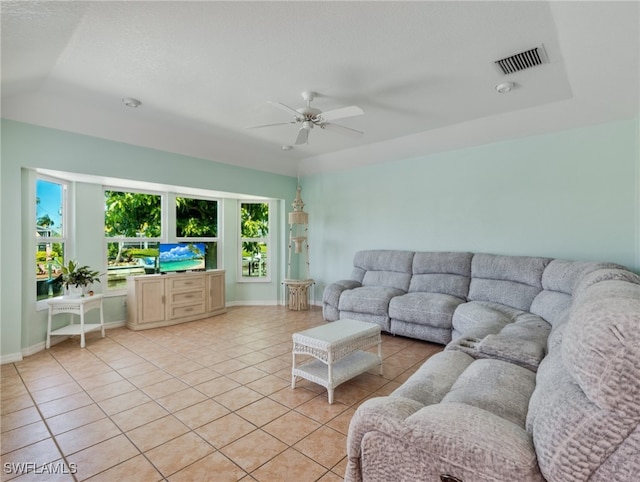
1,306,441,481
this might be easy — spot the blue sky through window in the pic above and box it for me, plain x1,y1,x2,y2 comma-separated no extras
36,179,63,236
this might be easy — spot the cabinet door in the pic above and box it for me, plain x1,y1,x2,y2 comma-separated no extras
207,271,225,312
137,277,165,324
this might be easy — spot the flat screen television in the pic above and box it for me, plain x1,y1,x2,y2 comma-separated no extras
158,243,206,273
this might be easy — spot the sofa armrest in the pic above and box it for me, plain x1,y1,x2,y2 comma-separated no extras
347,401,544,482
346,396,424,482
323,280,362,307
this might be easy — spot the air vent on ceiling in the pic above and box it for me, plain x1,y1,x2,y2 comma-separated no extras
495,46,548,75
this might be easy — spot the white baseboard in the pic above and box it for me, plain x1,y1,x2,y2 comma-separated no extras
226,300,280,307
1,320,127,365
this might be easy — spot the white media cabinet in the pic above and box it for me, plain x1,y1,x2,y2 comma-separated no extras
126,270,226,330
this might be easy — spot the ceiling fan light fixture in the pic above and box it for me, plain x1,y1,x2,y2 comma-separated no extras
495,82,515,94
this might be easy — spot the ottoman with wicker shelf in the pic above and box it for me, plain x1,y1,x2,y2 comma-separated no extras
291,318,383,404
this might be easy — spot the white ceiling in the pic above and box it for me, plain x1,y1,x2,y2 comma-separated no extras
2,1,639,178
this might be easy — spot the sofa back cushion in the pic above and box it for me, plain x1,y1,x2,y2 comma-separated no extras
468,253,550,311
527,274,640,481
352,250,414,291
530,260,620,326
409,251,472,299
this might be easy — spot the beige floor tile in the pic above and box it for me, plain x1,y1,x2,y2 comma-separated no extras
251,447,327,482
0,394,34,416
194,376,241,398
38,391,95,419
235,398,289,427
45,404,106,435
1,306,440,482
168,451,247,482
1,407,42,433
110,401,168,432
174,399,230,429
66,434,139,481
1,438,62,472
196,413,257,449
84,379,137,402
97,389,151,416
245,374,290,396
177,367,220,386
141,377,189,399
155,387,208,413
262,411,321,446
294,395,349,424
144,432,214,477
268,386,317,408
30,381,84,404
219,430,287,473
0,421,50,455
214,386,264,411
126,415,189,452
55,418,121,455
84,454,163,482
294,426,348,469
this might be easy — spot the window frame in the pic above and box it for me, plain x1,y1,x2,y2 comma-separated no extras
238,200,271,283
35,175,68,308
103,186,163,294
175,194,222,271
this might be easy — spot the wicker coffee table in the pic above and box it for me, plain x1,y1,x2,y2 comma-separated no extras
291,319,383,404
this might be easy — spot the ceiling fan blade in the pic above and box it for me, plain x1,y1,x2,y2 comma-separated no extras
246,121,296,129
295,126,309,145
318,105,364,122
268,101,301,117
322,122,364,137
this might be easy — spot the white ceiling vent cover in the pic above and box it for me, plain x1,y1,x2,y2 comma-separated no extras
495,46,548,75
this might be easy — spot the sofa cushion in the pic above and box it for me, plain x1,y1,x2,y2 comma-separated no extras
563,278,640,416
391,350,473,406
441,358,536,428
339,286,406,316
353,250,414,291
468,254,550,311
452,301,523,339
530,260,616,326
389,292,465,329
409,251,472,299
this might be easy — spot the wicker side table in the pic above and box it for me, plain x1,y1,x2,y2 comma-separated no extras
291,319,382,404
46,294,105,349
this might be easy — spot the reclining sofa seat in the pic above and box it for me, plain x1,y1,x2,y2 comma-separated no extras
327,250,640,481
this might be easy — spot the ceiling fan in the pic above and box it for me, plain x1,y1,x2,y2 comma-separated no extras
248,91,364,145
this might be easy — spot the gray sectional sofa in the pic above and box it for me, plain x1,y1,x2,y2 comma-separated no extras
322,250,640,481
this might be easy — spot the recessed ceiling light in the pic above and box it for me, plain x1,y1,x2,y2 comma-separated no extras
282,145,293,151
122,97,141,108
495,82,515,94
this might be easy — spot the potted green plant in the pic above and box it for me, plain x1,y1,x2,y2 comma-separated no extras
57,259,102,297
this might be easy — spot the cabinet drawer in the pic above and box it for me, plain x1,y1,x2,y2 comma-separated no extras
168,276,204,291
170,290,205,304
169,301,206,319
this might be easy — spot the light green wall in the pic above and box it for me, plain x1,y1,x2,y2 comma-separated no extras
2,118,639,361
1,120,297,362
301,118,640,299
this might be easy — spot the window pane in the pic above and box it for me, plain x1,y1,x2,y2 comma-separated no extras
241,203,269,237
176,197,218,237
242,242,268,277
36,179,64,237
36,242,64,300
107,241,159,290
203,242,218,270
104,191,161,237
